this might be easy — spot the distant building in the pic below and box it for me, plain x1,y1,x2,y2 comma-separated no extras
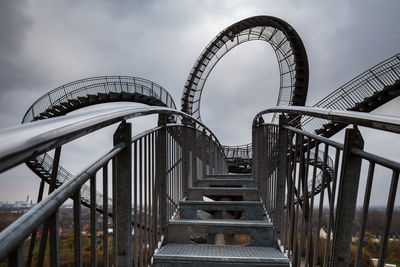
14,195,34,208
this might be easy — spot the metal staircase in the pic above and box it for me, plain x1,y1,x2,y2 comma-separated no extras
1,15,399,267
153,174,289,266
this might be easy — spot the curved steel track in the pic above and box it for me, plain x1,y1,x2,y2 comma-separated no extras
181,15,309,122
21,76,177,205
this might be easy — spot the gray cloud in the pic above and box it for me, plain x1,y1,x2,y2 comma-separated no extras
0,0,399,204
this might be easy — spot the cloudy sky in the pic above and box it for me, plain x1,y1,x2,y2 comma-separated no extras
0,0,399,205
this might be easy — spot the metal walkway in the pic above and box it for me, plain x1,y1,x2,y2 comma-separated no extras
154,174,289,266
0,15,399,267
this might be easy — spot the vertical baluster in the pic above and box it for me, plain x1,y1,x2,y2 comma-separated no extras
144,135,148,265
283,131,293,253
355,162,375,267
156,114,168,240
182,126,189,196
313,144,329,267
27,180,45,267
151,133,158,248
103,166,109,267
191,127,197,186
298,137,311,267
73,190,82,267
294,134,305,267
290,133,299,265
146,135,152,263
377,171,399,267
304,141,319,267
90,175,97,267
276,116,288,243
51,146,61,266
324,148,341,266
148,134,153,261
133,140,138,267
37,146,61,267
168,132,172,217
171,132,175,211
202,130,207,178
139,139,143,267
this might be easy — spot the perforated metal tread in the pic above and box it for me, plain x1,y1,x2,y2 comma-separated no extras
180,200,262,205
188,187,260,201
205,174,254,179
189,187,258,191
155,243,289,264
169,219,273,228
201,178,255,182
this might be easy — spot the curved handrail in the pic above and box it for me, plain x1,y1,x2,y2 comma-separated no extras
0,106,226,173
254,105,400,198
20,76,178,207
0,113,227,260
254,106,400,134
0,137,125,260
181,15,309,122
22,76,176,123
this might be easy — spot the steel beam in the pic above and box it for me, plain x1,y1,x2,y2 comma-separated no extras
157,115,168,238
112,121,132,267
332,127,364,266
275,115,288,242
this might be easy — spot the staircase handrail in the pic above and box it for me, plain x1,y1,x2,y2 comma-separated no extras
0,106,225,173
254,106,400,134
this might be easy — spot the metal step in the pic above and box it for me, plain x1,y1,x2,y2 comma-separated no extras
154,243,289,267
168,219,273,246
179,200,264,220
197,178,256,188
188,187,259,201
205,174,253,180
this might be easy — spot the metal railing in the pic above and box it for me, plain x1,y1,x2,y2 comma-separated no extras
0,106,227,266
20,76,177,214
253,106,400,267
22,76,176,123
300,53,400,135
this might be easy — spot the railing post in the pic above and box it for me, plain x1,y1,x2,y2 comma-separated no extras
157,114,168,239
210,139,215,174
49,146,62,267
201,129,207,178
182,125,189,196
90,175,97,266
252,123,258,185
275,115,288,243
253,116,264,188
112,121,132,267
73,190,82,267
258,124,266,197
191,126,198,186
332,127,364,267
8,246,23,267
216,148,221,174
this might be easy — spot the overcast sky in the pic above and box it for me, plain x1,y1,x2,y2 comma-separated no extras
0,0,399,205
